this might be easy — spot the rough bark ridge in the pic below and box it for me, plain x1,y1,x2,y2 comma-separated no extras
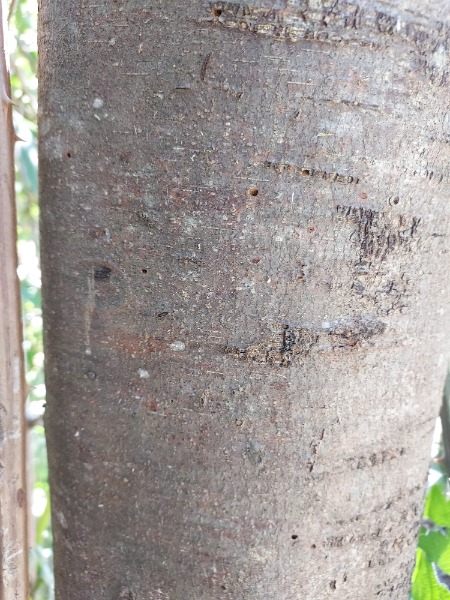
39,1,450,598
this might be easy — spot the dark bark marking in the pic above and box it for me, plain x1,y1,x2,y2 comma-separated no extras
336,205,421,261
376,12,396,35
264,160,359,184
94,265,112,281
200,52,212,81
335,484,423,527
352,272,410,316
225,317,386,367
346,447,406,470
307,428,325,472
294,95,382,113
404,166,449,184
226,325,318,367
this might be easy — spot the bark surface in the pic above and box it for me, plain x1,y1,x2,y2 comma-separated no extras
39,1,450,598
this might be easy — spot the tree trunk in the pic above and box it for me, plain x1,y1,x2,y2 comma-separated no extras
39,1,450,598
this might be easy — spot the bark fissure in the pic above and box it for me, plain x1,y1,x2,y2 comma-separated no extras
264,160,360,184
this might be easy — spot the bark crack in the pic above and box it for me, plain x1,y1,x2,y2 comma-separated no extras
225,316,386,367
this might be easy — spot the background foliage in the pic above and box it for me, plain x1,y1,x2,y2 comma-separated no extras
7,0,450,597
411,424,450,600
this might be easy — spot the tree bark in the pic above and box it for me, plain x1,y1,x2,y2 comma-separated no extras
39,1,450,598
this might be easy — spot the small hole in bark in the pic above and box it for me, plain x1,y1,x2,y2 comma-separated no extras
301,168,311,176
66,152,72,158
248,187,258,197
86,370,97,380
94,265,111,280
311,544,316,549
141,268,148,274
220,585,227,590
291,534,298,540
212,7,222,16
392,196,400,205
307,226,315,234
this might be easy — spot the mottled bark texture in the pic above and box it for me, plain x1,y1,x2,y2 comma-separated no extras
39,1,450,598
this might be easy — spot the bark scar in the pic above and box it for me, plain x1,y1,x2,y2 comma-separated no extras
225,317,386,367
200,52,212,81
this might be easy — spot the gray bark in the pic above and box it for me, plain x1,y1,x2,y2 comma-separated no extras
39,1,450,598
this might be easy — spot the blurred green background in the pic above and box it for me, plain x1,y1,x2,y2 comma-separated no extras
7,0,450,597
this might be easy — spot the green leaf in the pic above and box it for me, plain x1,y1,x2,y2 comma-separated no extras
412,549,450,600
424,484,450,527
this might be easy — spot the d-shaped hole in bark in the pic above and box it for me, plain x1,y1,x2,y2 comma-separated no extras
141,268,148,274
291,534,298,540
248,187,259,197
212,7,222,16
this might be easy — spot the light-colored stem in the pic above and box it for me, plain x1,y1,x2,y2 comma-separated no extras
0,1,29,598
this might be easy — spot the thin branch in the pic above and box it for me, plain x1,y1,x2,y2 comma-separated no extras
7,0,18,24
0,1,29,598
